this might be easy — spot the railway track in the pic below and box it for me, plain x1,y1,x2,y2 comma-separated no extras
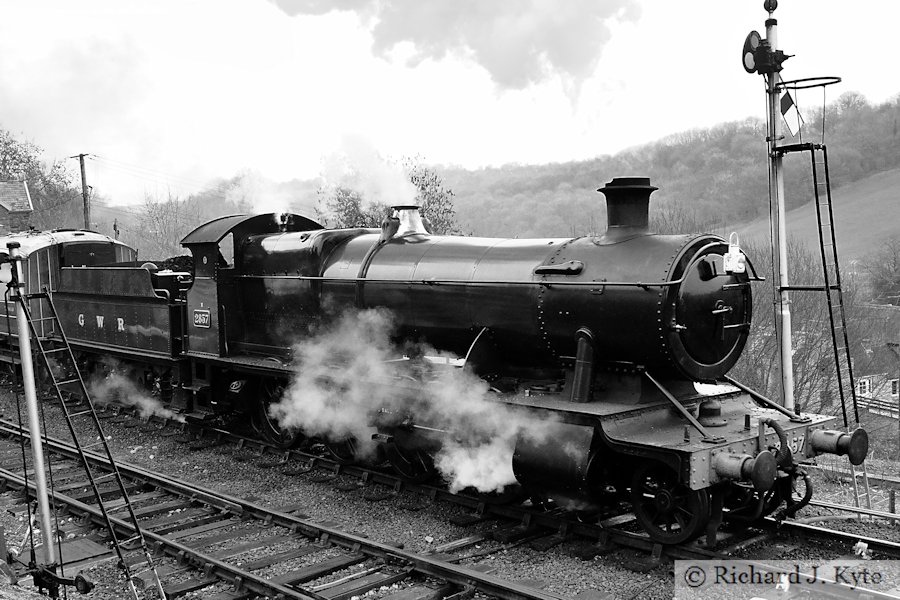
0,419,577,599
2,385,896,600
0,404,727,562
113,408,900,560
4,398,897,580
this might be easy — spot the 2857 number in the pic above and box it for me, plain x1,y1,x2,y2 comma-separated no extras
193,309,211,328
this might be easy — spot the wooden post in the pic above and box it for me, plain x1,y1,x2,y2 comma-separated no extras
77,153,90,230
890,489,897,524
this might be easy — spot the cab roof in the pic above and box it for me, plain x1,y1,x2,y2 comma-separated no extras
0,229,134,257
180,213,323,246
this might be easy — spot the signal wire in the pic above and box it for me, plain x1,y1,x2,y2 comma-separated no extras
90,156,237,201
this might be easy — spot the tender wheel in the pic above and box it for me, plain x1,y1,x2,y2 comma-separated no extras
630,462,710,545
385,443,436,483
256,379,302,449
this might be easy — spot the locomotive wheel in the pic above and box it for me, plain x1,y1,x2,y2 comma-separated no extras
326,438,359,464
385,443,436,483
629,462,709,545
256,380,302,449
470,484,526,506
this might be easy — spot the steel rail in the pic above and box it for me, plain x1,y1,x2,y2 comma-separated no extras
0,465,323,600
27,412,895,569
808,498,900,521
0,421,570,600
0,417,725,560
764,516,900,556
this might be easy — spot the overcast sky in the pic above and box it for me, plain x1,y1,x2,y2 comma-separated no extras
1,0,897,206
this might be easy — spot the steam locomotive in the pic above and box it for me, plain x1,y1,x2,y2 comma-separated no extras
0,177,867,545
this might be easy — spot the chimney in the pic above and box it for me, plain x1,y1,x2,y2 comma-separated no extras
597,177,658,231
390,205,430,238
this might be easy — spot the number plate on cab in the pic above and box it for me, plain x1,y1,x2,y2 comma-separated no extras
193,309,211,328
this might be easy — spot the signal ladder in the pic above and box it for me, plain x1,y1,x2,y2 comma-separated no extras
10,290,167,599
776,142,871,511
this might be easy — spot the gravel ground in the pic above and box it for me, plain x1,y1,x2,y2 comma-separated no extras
1,390,645,599
2,387,899,600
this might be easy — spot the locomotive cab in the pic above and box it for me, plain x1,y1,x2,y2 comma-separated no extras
177,213,324,415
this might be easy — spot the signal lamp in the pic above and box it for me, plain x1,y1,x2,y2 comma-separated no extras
742,30,762,73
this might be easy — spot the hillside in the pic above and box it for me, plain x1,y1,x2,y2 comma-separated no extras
89,91,897,260
438,91,899,249
737,167,900,262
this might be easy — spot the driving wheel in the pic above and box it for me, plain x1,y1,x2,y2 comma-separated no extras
256,379,303,449
385,443,436,482
630,461,709,544
326,437,360,464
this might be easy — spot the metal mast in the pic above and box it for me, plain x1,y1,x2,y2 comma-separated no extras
7,242,57,567
764,6,796,411
742,0,795,410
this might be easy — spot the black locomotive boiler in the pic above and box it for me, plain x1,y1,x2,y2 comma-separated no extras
0,177,868,545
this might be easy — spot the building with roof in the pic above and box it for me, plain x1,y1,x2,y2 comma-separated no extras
0,181,34,233
856,304,900,420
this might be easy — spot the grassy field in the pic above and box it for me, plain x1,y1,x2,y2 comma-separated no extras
737,167,900,263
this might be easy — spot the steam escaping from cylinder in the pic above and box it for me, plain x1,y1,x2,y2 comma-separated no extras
87,360,184,422
268,308,396,459
269,308,558,493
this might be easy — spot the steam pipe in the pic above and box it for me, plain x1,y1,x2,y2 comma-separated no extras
762,418,792,468
571,328,595,403
781,470,814,518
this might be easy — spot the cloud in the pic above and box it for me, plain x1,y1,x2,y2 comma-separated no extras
0,36,148,158
269,0,641,89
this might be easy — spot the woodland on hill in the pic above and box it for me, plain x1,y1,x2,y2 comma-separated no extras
439,91,900,238
1,91,899,452
1,90,897,258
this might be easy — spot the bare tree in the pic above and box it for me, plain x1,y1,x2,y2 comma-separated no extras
0,129,83,230
862,235,900,305
317,162,463,234
405,161,463,234
316,186,386,229
731,237,879,414
135,192,203,260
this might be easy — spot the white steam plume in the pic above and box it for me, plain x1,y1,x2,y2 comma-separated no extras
88,361,184,422
269,308,559,492
268,308,397,459
225,169,295,216
419,366,557,493
318,133,418,209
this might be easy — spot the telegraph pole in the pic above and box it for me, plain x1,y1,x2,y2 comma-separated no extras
73,153,91,230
